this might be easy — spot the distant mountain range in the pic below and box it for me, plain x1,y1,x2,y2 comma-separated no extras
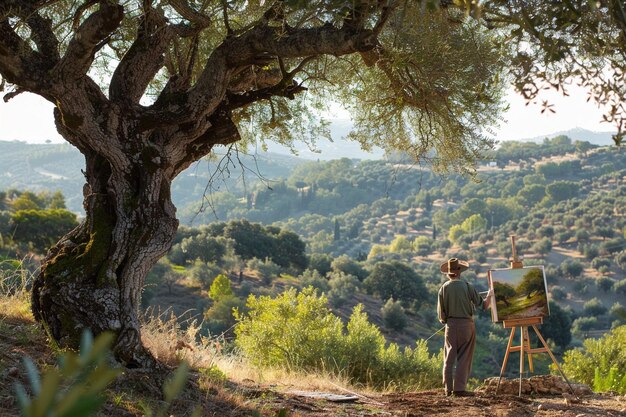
267,124,617,160
517,127,616,146
265,118,385,161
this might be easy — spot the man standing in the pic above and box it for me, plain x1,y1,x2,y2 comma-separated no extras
437,258,493,397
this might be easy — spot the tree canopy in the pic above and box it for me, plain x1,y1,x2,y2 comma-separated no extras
2,0,624,368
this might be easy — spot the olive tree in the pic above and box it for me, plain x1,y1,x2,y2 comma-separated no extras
0,1,506,367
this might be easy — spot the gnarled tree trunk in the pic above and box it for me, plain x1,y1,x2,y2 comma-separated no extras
32,131,180,367
2,0,382,368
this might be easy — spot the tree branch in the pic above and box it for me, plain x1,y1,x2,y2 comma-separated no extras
52,1,124,82
168,0,211,30
109,7,176,104
26,9,60,64
0,19,49,90
186,24,377,115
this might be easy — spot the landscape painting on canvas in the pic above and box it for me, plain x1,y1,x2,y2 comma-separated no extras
488,266,550,322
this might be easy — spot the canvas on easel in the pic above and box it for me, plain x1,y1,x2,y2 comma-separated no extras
489,236,576,397
488,266,550,323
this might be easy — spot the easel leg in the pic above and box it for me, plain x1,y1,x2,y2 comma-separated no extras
496,326,516,395
519,326,525,396
524,327,534,373
532,325,579,399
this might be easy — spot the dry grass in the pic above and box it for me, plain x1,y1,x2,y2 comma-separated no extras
140,306,368,400
0,258,35,323
141,307,222,369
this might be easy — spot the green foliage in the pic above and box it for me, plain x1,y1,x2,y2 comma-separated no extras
15,331,121,417
615,279,626,296
308,253,332,277
531,238,552,256
561,326,626,394
297,269,329,292
516,268,545,298
412,236,433,256
189,260,222,289
545,181,579,203
364,260,427,304
10,209,78,253
583,298,607,316
389,235,413,253
179,233,229,264
609,303,626,324
572,316,600,335
143,259,177,305
541,302,572,349
327,271,360,307
224,220,306,270
234,287,344,371
492,281,516,306
381,298,407,331
550,286,566,301
516,184,545,207
208,274,233,302
330,255,367,281
247,257,281,284
594,368,626,395
12,192,45,211
204,295,247,336
234,288,441,389
615,251,626,270
198,366,227,385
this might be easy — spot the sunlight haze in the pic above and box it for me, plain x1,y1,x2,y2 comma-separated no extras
0,85,614,148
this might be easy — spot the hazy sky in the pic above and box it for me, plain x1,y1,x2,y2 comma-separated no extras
0,84,613,145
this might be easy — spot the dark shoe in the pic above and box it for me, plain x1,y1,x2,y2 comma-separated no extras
452,391,474,397
444,390,452,397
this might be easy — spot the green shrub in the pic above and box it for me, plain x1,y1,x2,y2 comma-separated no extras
560,325,626,393
330,255,368,281
583,298,607,316
298,268,330,292
594,368,626,394
234,287,441,390
609,303,626,324
247,257,280,284
412,236,433,256
208,274,233,302
614,279,626,295
596,276,614,293
572,316,599,335
381,298,407,331
235,287,344,370
550,286,566,301
591,257,610,270
204,295,246,336
15,330,196,417
327,271,360,307
308,254,332,276
189,259,222,289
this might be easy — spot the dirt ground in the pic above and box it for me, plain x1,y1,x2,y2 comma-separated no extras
255,388,626,417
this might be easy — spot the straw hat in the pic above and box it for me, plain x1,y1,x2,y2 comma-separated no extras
440,258,469,274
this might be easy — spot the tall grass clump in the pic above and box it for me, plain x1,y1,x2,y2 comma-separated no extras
560,325,626,394
234,287,442,391
0,256,36,320
141,307,222,370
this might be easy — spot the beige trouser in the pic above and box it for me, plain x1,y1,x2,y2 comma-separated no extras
443,317,476,393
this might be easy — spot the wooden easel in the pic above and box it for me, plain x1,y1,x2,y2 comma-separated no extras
494,236,577,397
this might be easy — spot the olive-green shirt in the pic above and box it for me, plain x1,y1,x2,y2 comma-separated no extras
437,279,483,324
